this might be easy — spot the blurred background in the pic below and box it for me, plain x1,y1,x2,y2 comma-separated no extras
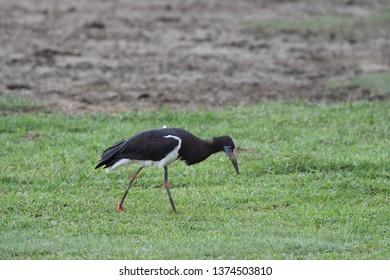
0,0,389,113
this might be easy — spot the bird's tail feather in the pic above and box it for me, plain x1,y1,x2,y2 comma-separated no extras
95,139,126,169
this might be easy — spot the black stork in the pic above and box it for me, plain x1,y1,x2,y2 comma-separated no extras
95,128,239,213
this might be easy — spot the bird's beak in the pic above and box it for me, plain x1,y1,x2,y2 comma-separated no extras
224,146,240,175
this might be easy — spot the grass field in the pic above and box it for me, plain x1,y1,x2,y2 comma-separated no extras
327,73,390,97
0,99,389,259
245,8,390,33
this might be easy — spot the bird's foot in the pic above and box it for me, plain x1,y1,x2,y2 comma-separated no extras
117,203,124,212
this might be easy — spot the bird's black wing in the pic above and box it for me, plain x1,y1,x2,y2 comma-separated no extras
95,132,180,169
120,134,180,161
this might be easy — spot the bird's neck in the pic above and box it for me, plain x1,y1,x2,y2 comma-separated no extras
180,138,218,165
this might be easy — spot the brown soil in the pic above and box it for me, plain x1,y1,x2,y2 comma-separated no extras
1,0,389,113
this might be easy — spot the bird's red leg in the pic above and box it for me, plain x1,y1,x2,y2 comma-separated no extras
118,166,144,212
164,166,178,214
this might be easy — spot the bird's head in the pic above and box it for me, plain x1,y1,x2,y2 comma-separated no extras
213,136,240,175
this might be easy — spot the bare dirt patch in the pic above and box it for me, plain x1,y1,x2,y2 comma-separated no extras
1,0,389,113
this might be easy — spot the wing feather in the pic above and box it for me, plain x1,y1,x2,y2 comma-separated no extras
95,131,180,169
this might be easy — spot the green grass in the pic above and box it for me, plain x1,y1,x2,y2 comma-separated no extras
327,73,390,96
245,9,390,33
0,95,47,113
0,101,389,259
